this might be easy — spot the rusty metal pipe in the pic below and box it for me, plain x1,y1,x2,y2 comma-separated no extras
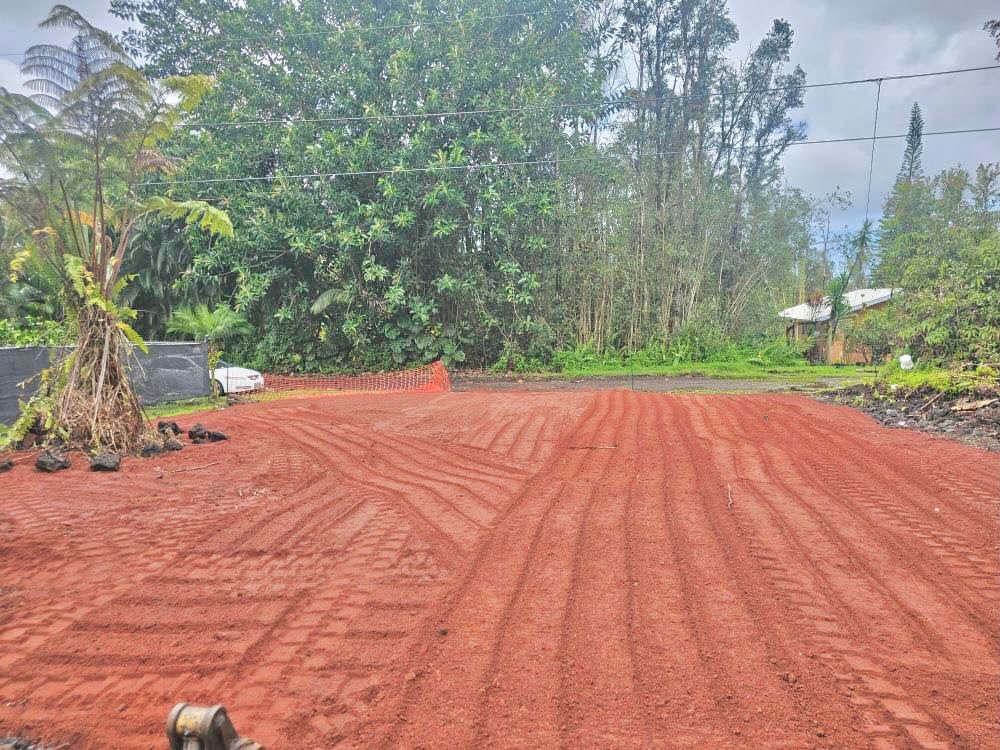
166,704,263,750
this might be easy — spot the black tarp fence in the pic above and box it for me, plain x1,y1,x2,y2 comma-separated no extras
0,341,210,424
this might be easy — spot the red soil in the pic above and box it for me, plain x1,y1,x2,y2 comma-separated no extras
0,391,997,749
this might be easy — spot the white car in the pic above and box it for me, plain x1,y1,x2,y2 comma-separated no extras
212,359,265,395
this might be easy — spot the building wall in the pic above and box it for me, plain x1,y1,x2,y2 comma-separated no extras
0,341,210,425
785,302,886,365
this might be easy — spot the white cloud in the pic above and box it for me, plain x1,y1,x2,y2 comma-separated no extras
728,0,1000,232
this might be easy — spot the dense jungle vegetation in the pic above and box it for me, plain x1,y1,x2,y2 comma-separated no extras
2,1,998,374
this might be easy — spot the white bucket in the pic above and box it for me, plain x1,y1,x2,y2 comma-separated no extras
899,354,914,370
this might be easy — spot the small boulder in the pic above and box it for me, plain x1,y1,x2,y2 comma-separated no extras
0,458,13,473
36,449,71,473
205,430,228,442
140,441,164,458
188,423,208,440
90,452,121,472
16,433,38,450
157,420,182,436
163,437,184,452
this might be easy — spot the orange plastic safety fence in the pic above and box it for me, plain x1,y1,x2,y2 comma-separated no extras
261,360,451,395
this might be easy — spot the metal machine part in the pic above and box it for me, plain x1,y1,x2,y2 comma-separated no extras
166,704,263,750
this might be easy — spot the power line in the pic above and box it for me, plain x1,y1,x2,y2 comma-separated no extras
0,7,571,58
864,79,883,221
11,63,993,135
144,64,1000,130
140,125,1000,186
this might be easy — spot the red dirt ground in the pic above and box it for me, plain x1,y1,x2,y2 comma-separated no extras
0,391,997,749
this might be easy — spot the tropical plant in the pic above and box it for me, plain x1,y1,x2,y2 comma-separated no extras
0,5,233,453
845,307,898,365
167,302,250,367
822,272,852,363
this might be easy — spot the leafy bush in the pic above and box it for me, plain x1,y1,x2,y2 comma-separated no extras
875,360,996,396
550,343,623,372
744,337,812,367
844,308,898,364
0,316,68,346
549,333,814,373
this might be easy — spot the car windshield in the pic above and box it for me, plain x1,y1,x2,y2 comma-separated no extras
216,359,232,369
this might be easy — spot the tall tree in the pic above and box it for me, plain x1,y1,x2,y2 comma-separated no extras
111,0,608,371
875,163,1000,362
897,102,924,184
108,0,820,370
0,5,232,453
986,19,1000,60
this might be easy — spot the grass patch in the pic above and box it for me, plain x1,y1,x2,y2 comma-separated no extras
143,397,223,420
522,341,876,383
873,362,998,396
554,359,874,382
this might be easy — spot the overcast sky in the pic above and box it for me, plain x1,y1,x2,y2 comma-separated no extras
728,0,999,235
2,1,998,237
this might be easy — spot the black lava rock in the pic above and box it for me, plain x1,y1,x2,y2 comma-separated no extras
157,420,182,436
35,449,70,473
188,423,208,440
90,452,121,472
163,437,184,452
140,441,164,458
205,430,228,442
0,459,13,473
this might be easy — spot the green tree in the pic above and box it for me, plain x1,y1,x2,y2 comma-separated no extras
108,0,825,371
876,164,1000,362
986,19,1000,60
897,102,924,184
112,0,607,371
0,5,232,452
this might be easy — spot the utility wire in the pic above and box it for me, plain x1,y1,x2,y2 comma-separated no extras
166,65,1000,128
167,64,1000,130
10,64,999,135
864,79,883,221
140,125,1000,186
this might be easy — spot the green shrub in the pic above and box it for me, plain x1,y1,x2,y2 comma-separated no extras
550,343,622,372
0,316,68,346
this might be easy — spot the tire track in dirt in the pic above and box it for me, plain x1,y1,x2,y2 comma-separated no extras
652,396,836,748
239,416,468,570
524,408,555,464
280,403,535,485
831,402,999,512
704,399,951,655
782,398,997,541
736,397,1000,638
363,391,613,748
690,397,959,747
737,398,999,638
293,422,487,551
329,422,508,512
474,391,631,748
553,391,646,747
698,395,997,748
620,397,733,748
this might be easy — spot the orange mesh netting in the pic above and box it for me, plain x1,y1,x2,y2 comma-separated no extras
262,360,451,395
